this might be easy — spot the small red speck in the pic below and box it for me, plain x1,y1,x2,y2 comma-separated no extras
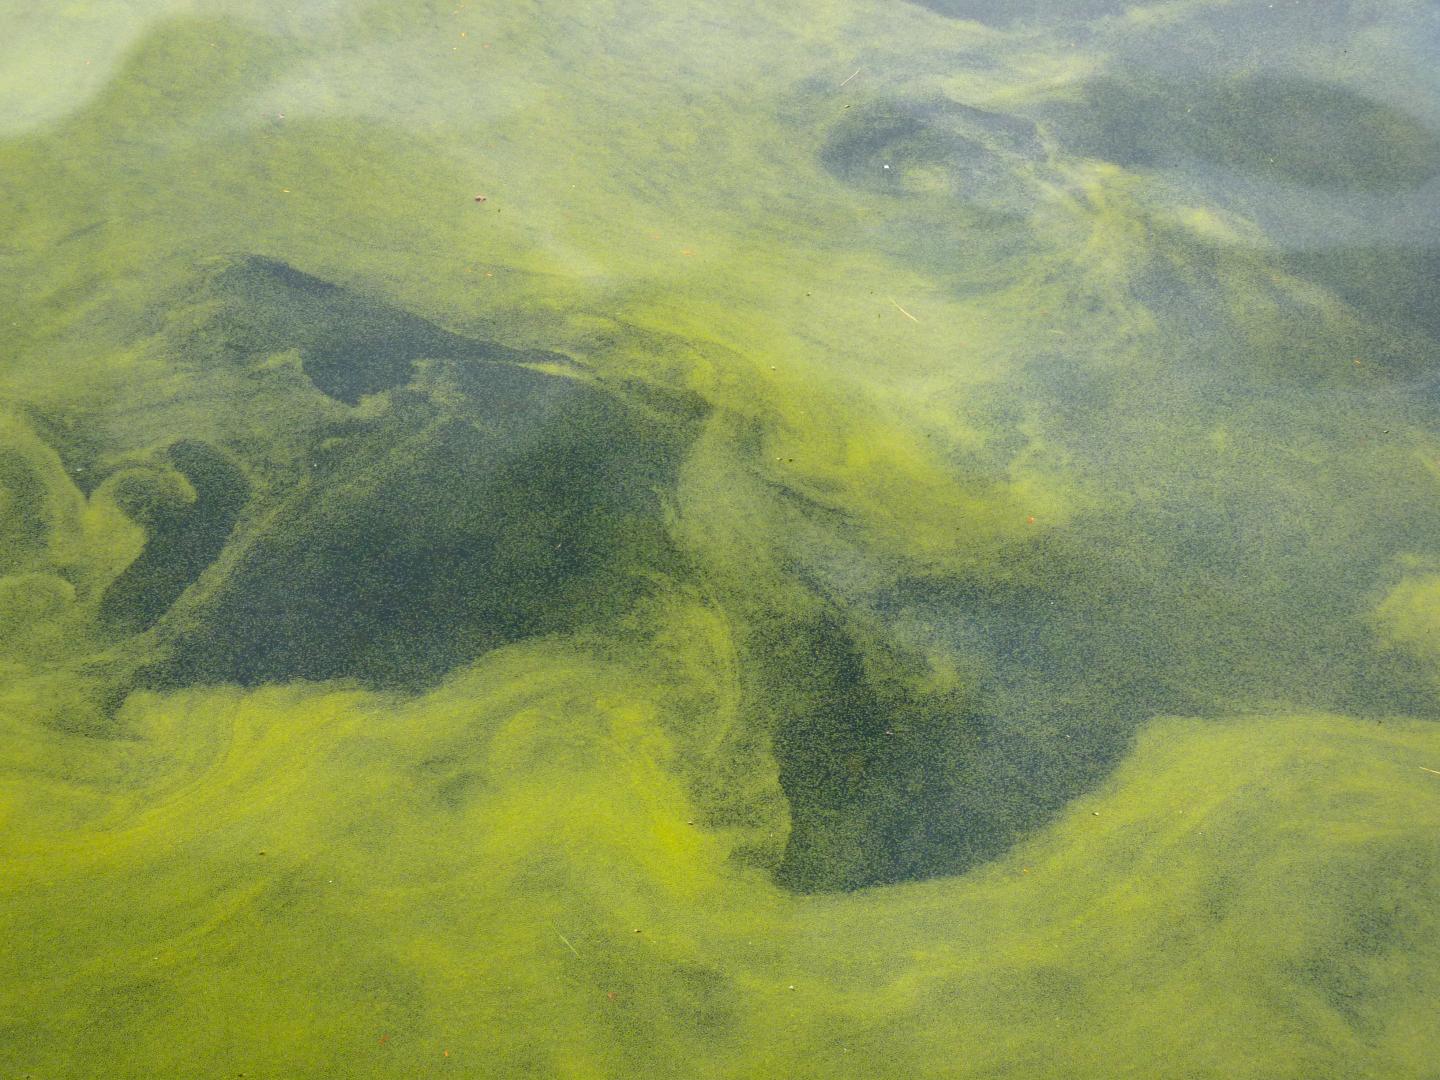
1026,516,1036,525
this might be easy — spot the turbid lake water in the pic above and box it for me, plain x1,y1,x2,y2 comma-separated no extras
2,1,1439,1076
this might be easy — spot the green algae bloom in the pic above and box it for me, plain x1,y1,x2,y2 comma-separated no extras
2,1,1439,1077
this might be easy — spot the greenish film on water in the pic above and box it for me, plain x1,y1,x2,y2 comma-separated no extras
2,0,1439,1076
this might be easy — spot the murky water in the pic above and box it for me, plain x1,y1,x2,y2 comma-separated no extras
2,1,1438,1076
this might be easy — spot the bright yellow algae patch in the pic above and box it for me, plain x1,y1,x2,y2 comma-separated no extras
3,673,1437,1078
1374,570,1440,670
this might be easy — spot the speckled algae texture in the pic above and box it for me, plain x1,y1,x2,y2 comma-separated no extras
2,0,1440,1077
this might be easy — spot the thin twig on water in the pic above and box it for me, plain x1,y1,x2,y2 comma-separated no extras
889,298,919,323
554,927,581,958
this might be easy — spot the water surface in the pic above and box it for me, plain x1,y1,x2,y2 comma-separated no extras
2,1,1439,1076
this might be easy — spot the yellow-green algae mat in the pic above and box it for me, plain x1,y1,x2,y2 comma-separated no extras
3,0,1440,1077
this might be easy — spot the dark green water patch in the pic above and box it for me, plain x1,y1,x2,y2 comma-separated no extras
0,454,51,575
99,440,250,635
766,462,1440,895
1049,74,1440,192
1284,246,1440,347
662,963,740,1037
21,406,107,497
157,360,697,691
197,256,565,404
765,613,896,892
866,571,1182,871
757,609,1042,893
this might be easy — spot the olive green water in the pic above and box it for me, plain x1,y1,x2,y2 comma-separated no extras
3,1,1440,1076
